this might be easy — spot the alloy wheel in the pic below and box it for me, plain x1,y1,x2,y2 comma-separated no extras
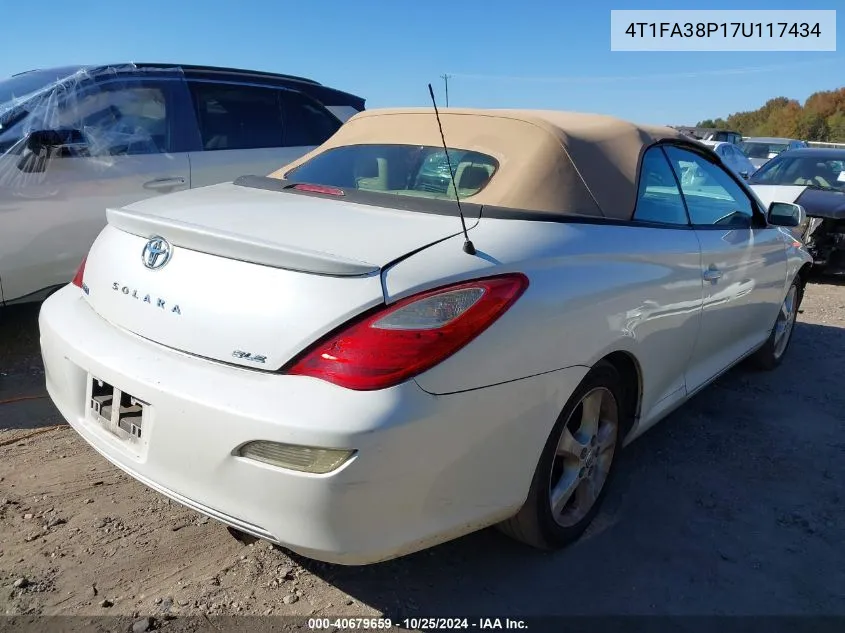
548,386,619,528
773,285,798,360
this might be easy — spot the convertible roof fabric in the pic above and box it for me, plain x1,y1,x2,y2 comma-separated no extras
270,107,685,220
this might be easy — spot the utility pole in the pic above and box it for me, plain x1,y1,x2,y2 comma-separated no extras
441,73,451,107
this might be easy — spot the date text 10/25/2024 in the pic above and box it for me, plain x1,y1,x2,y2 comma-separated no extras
307,618,529,630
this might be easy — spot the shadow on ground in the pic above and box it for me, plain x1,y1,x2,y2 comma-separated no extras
0,303,41,361
1,302,844,617
286,321,845,617
809,272,845,287
1,303,56,431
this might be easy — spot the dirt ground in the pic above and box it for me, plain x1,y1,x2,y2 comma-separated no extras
1,279,844,628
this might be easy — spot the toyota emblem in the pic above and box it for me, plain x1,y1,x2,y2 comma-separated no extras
141,236,173,270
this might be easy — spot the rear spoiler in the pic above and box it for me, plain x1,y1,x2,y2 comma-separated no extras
106,207,380,277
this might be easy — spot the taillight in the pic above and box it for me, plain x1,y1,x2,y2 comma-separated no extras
285,273,529,391
71,255,88,289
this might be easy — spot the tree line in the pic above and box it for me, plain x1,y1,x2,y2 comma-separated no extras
696,88,845,142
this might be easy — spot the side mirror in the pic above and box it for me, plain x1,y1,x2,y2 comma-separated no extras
739,170,749,179
767,201,806,228
17,128,86,173
25,128,86,153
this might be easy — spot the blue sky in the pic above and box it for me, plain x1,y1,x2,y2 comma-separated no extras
0,0,841,126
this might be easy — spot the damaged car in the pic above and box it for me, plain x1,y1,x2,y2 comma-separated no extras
748,147,845,273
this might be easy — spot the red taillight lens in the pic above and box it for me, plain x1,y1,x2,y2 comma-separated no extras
71,255,88,289
285,274,529,391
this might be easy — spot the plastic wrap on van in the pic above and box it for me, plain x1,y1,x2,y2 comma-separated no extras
0,65,186,189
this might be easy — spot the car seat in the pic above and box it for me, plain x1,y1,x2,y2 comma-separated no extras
446,163,493,199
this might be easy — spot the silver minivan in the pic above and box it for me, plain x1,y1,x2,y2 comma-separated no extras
0,63,365,305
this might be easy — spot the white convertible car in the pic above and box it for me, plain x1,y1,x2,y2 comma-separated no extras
40,108,811,565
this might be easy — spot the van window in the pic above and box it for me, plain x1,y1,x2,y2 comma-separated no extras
189,82,284,151
280,90,342,147
61,82,170,155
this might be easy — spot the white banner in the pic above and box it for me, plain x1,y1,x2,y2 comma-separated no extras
610,10,836,51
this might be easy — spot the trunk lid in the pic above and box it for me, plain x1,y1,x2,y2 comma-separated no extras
81,181,473,370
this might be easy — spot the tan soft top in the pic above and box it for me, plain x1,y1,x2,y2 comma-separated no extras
270,108,686,220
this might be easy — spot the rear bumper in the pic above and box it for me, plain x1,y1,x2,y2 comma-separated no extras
39,285,587,564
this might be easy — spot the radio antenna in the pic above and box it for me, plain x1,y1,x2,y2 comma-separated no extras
427,83,476,255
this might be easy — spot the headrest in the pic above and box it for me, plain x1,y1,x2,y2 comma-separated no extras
459,164,492,190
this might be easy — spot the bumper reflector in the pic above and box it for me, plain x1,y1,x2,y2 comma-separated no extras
237,441,355,474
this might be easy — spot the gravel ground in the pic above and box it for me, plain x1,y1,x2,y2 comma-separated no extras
0,279,844,628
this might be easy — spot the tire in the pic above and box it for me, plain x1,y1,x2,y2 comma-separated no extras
749,278,803,371
498,360,630,550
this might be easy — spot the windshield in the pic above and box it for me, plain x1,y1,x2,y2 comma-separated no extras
0,67,79,154
0,68,76,110
0,68,77,152
284,144,500,200
749,155,845,191
739,141,789,159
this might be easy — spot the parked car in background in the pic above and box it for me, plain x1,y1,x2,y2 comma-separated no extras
748,147,845,273
672,127,743,145
699,129,743,145
700,140,757,179
739,137,808,170
41,107,811,565
0,63,364,305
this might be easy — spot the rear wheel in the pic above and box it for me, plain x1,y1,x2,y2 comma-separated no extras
498,361,628,550
749,278,802,371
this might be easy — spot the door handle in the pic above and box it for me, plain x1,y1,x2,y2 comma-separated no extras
703,266,723,282
143,177,186,190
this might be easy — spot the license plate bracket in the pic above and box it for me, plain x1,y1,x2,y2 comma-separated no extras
88,376,147,442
